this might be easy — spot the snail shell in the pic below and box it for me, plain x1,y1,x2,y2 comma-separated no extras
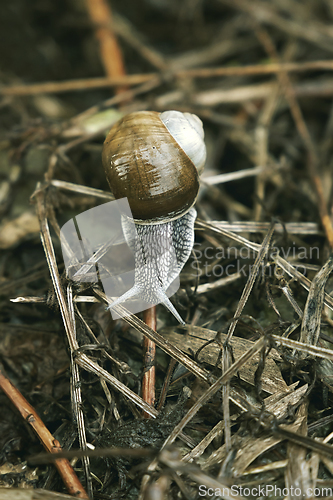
102,110,206,223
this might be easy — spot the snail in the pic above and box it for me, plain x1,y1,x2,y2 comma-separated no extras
102,110,206,324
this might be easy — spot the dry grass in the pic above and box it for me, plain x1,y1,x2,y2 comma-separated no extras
1,0,333,498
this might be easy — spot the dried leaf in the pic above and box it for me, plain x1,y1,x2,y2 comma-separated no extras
162,326,287,394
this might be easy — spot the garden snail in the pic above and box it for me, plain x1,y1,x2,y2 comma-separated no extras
102,110,206,324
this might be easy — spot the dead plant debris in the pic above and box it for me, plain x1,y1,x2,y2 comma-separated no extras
1,0,333,499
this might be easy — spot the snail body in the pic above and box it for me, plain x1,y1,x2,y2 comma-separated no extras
102,110,206,323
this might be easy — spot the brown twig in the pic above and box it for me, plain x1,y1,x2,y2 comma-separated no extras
0,367,88,499
0,75,155,96
1,60,333,96
142,307,157,418
85,0,128,94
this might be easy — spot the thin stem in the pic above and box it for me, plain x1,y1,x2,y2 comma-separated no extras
142,307,157,418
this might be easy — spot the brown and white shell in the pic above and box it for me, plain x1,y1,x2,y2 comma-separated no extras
102,110,206,223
